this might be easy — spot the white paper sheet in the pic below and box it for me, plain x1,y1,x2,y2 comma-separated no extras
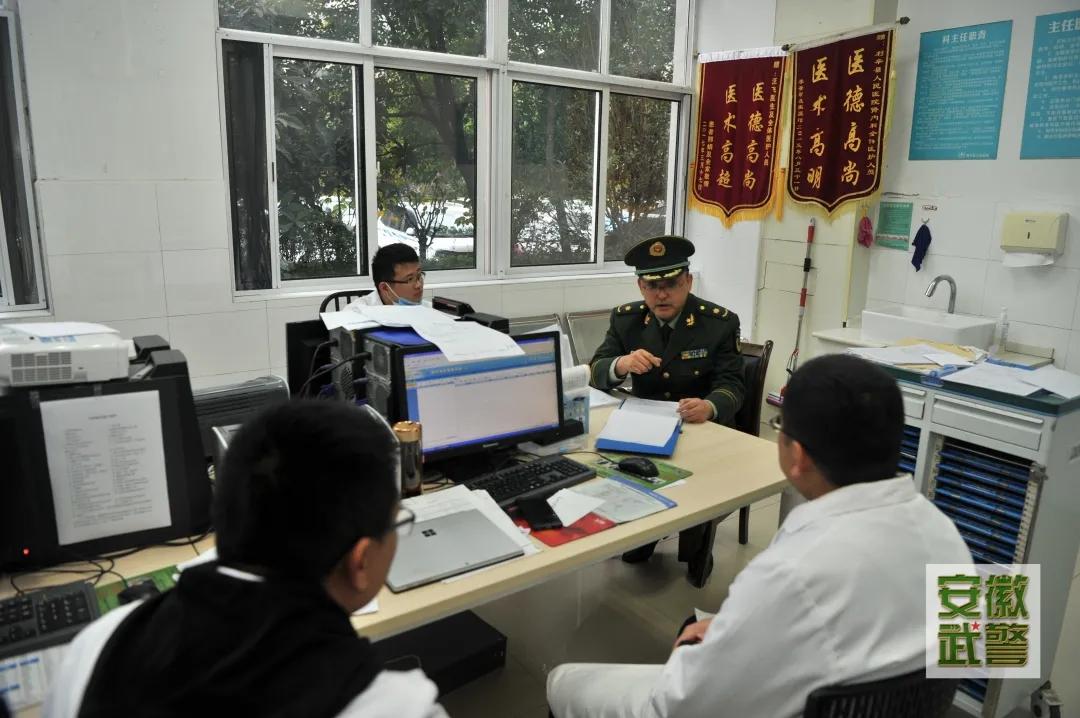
562,364,590,392
8,322,118,338
547,488,606,526
537,323,575,369
847,344,941,366
572,478,673,523
353,599,379,616
0,645,68,711
40,392,172,546
469,489,539,557
596,409,679,447
320,311,378,332
943,363,1041,396
924,352,973,367
1018,365,1080,399
356,304,524,362
401,484,476,523
589,388,622,408
620,396,681,418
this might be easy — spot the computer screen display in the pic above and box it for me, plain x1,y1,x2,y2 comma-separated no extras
402,335,561,456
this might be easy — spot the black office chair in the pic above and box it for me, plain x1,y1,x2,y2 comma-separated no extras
732,339,773,545
804,669,959,718
318,289,373,314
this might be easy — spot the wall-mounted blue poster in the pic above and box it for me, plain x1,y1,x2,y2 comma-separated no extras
1021,11,1080,159
910,21,1013,160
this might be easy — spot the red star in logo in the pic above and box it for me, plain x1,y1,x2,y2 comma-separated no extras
971,621,981,631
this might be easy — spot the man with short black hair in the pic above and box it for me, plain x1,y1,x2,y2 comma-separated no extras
46,401,447,718
547,354,972,718
361,243,427,306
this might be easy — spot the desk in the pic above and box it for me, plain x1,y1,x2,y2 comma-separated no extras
2,407,784,642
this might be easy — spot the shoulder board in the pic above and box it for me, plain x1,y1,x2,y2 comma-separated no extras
614,302,648,316
693,300,731,320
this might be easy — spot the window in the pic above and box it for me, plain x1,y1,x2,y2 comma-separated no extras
373,0,485,56
219,0,359,43
218,0,692,292
511,82,598,267
604,94,677,261
376,69,477,270
274,58,364,281
509,0,601,72
0,15,44,310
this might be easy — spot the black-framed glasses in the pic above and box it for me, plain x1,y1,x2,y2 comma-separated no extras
392,507,416,537
386,271,426,287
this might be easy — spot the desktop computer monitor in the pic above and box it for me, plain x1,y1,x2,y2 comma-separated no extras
364,330,563,461
0,358,212,572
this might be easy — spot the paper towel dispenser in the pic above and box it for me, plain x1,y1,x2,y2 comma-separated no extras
1000,212,1068,255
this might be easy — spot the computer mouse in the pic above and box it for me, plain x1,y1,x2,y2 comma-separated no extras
618,457,659,478
117,580,161,605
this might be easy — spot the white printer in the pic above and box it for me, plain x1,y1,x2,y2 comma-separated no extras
0,322,129,391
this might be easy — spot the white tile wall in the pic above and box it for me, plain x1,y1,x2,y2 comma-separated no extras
902,255,989,316
267,302,322,370
157,181,230,251
867,248,909,305
167,308,270,378
48,252,167,321
37,181,160,255
162,249,235,316
980,264,1080,331
1068,332,1080,374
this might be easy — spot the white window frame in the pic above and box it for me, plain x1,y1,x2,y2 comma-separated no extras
0,9,46,312
216,0,695,297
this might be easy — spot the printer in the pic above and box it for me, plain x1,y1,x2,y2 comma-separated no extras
0,322,129,392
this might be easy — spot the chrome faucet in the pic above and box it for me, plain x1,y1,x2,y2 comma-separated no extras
925,274,957,313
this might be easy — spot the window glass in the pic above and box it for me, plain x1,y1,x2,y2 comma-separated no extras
219,0,359,43
509,0,600,72
372,0,485,56
604,94,676,262
511,82,599,267
274,58,364,280
610,0,677,82
376,69,477,270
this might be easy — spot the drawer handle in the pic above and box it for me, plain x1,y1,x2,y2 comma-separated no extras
935,397,1043,427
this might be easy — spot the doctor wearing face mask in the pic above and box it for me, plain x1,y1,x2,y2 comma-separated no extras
359,243,432,307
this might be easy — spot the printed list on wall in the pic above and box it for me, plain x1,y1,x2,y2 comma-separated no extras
1021,11,1080,159
910,21,1013,160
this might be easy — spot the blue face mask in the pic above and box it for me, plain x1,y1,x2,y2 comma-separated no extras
384,284,420,306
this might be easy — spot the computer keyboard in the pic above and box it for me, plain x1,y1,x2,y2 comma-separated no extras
464,455,597,508
0,581,100,659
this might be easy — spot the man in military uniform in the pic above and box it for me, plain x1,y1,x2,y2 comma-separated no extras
590,235,745,587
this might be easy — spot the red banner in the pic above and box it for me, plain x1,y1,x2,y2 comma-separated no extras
689,52,786,227
787,31,893,213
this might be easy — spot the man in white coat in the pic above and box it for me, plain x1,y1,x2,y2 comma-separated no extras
46,401,447,718
547,354,972,718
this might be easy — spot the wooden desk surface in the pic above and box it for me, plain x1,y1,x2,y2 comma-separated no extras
2,407,785,643
352,406,784,639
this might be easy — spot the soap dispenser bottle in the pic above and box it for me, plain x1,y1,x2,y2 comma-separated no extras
990,307,1009,356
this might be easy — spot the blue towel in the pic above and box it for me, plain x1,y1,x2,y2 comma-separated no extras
912,223,932,271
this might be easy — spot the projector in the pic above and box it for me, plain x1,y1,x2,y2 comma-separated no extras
0,323,130,390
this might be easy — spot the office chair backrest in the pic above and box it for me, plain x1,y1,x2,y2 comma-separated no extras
565,309,614,365
803,669,959,718
319,289,373,314
509,313,563,336
733,339,773,437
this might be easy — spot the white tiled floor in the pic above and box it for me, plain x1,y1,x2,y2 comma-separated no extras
439,493,1080,718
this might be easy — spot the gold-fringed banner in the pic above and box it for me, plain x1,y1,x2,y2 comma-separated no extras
689,48,787,227
787,30,894,214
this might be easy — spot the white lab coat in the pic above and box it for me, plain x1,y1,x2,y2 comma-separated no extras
547,475,973,718
45,570,448,718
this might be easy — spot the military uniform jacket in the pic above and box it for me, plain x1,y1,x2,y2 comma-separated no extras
589,294,745,426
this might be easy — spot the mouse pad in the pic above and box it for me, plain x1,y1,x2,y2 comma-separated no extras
580,454,693,490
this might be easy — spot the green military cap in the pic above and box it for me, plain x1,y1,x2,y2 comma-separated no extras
624,235,695,281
